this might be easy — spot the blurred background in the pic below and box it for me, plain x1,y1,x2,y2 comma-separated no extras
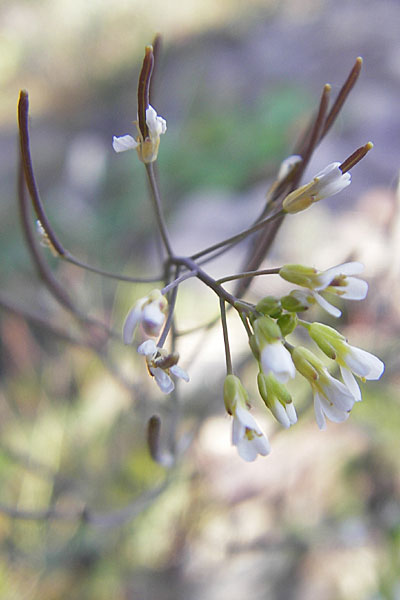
1,0,400,598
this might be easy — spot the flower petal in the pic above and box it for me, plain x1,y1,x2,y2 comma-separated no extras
270,399,291,429
346,346,384,380
313,392,327,430
252,434,271,456
313,292,342,318
339,277,368,300
235,406,260,431
260,342,296,382
151,367,174,394
232,417,246,446
123,305,143,344
322,374,355,411
137,339,157,356
170,364,190,382
286,401,298,425
112,135,138,153
141,302,165,337
318,262,365,284
146,105,167,138
340,366,362,402
318,393,350,423
237,437,259,462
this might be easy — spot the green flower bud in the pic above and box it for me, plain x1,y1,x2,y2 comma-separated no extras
292,346,323,381
308,322,347,360
253,315,282,345
223,374,248,415
279,264,319,287
256,296,282,318
281,290,314,312
257,372,297,428
277,313,298,336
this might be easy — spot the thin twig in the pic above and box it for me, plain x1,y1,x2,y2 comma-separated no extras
217,267,280,285
320,57,363,139
145,162,174,257
220,299,232,374
190,209,284,261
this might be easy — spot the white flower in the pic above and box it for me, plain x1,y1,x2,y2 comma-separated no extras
280,262,368,318
308,322,385,402
253,316,296,383
339,345,384,402
257,372,297,429
232,406,271,462
137,340,189,395
260,341,296,383
123,289,167,343
292,346,355,430
312,262,368,317
312,370,355,430
224,374,270,461
283,162,351,214
113,105,167,163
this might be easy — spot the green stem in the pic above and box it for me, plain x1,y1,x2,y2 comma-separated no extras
220,299,232,374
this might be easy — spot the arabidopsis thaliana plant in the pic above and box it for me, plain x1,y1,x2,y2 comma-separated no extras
123,289,167,343
224,375,270,462
113,105,167,163
137,340,189,395
283,162,351,213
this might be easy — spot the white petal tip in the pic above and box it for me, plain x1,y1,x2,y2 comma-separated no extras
113,135,138,153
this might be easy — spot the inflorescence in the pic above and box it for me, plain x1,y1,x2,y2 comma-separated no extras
19,43,384,464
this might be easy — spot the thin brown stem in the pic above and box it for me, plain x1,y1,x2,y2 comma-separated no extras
18,90,65,256
145,162,174,257
320,57,363,139
191,209,283,261
217,267,281,285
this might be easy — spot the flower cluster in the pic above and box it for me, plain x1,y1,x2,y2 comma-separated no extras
222,261,384,461
111,46,383,464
